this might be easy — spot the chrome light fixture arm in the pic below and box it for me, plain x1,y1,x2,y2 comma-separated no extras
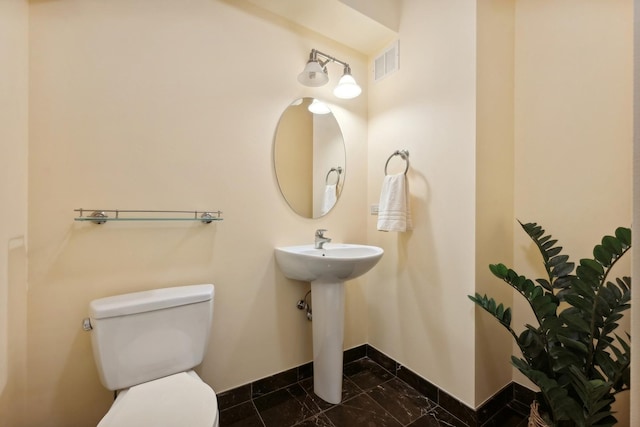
310,49,350,72
299,49,362,99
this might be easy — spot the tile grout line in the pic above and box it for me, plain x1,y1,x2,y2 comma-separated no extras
249,398,267,427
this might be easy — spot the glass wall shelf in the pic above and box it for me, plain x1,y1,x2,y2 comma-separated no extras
74,209,223,225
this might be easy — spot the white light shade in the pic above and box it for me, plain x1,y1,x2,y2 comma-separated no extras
297,61,329,87
333,74,362,99
308,99,331,115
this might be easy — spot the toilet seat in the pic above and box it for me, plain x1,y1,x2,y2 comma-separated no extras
98,371,218,427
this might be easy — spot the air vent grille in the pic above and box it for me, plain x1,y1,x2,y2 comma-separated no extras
373,40,399,81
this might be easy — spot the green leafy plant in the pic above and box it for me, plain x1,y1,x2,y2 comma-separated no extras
469,221,631,426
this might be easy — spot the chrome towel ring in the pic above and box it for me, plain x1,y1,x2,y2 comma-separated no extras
384,150,410,175
325,166,343,185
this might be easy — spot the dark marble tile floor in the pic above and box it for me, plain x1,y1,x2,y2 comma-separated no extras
218,357,528,427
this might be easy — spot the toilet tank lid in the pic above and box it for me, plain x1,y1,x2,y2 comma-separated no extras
90,284,214,319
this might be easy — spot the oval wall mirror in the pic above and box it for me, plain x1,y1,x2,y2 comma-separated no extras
274,97,346,218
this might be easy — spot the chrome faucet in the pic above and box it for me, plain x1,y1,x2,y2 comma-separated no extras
314,229,331,249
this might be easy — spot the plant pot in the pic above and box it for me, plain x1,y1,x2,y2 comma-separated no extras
528,401,550,427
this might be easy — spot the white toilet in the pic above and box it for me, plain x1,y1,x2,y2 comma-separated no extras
85,284,219,427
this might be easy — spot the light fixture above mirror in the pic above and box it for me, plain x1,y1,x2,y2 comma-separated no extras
297,49,362,99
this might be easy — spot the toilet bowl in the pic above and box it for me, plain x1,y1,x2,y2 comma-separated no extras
98,371,218,427
85,284,219,427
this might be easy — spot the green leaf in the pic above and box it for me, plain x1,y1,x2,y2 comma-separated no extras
530,286,543,300
553,262,574,277
496,303,504,319
607,282,622,301
536,278,552,292
557,335,589,354
489,263,508,278
602,235,623,256
502,308,512,326
469,294,514,329
617,276,631,293
615,334,631,354
546,246,563,257
597,292,613,311
538,236,552,246
516,275,528,288
564,294,593,313
526,224,543,239
549,255,569,267
550,351,582,372
600,323,618,341
608,343,626,362
572,279,596,298
594,352,617,382
542,316,562,332
615,227,631,246
554,275,574,290
532,295,557,318
519,329,534,347
518,328,546,359
560,312,591,333
580,258,604,276
593,245,613,266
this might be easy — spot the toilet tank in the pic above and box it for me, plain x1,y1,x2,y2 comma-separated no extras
88,284,214,391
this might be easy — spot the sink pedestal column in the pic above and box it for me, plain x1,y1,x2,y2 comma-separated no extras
311,280,345,404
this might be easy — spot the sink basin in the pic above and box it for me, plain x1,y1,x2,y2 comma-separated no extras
274,243,384,282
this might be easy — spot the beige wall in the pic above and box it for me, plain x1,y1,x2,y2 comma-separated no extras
26,1,368,425
367,0,479,406
475,0,515,406
0,1,29,426
514,0,633,423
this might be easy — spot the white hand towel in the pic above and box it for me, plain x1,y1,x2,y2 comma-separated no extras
321,184,337,215
377,174,412,232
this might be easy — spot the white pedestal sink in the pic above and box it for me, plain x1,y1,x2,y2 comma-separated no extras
274,243,384,404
